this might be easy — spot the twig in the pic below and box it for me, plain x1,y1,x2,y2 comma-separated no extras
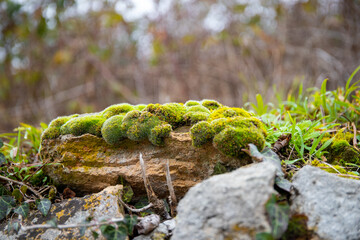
118,196,153,213
334,174,360,179
351,122,359,151
0,175,42,199
21,217,128,231
165,160,177,216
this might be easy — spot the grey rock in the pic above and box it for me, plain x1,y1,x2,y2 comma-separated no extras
133,219,176,240
290,166,360,240
172,161,277,240
0,185,124,240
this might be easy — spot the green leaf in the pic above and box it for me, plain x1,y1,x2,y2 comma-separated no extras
0,153,6,165
255,232,274,240
0,138,3,148
0,185,10,196
275,177,292,193
92,231,99,239
0,196,16,220
100,224,128,240
47,218,58,227
7,220,20,234
266,194,290,239
122,215,137,235
36,198,51,216
14,202,29,218
12,188,23,203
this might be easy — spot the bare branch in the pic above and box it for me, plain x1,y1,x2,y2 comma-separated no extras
0,175,42,199
165,160,177,216
118,196,153,213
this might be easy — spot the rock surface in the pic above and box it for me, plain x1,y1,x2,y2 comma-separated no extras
133,219,176,240
41,127,250,199
0,185,124,240
172,161,277,240
290,166,360,240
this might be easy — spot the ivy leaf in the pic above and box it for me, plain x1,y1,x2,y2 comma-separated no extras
255,232,274,240
47,218,58,227
0,185,10,196
274,177,292,193
266,194,290,239
36,198,51,216
14,202,30,218
0,153,6,165
7,220,20,234
100,224,128,240
0,196,16,220
122,215,137,235
0,138,3,148
92,230,99,239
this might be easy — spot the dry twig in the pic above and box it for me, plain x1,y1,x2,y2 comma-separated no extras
351,122,359,151
165,160,177,216
0,175,42,199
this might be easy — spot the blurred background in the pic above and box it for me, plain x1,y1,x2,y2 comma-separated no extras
0,0,359,132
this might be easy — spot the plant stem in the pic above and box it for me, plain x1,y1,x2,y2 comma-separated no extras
0,175,42,198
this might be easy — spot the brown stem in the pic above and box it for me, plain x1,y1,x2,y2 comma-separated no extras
0,175,42,199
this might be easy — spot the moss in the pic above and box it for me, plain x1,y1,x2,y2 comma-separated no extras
101,115,127,145
41,114,78,140
186,105,211,114
144,103,186,127
328,139,360,165
185,100,201,107
190,121,215,147
311,160,359,178
60,115,106,137
201,99,222,111
149,124,172,146
209,107,251,121
134,104,147,111
101,103,134,119
213,127,265,158
281,214,313,240
183,105,211,124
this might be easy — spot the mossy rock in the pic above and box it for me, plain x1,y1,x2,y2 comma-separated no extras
42,100,264,158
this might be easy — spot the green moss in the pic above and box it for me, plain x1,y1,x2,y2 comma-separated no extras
144,103,186,127
60,115,106,137
281,214,313,240
190,121,215,147
149,124,172,146
134,104,147,111
312,160,359,178
186,105,211,114
41,114,79,140
326,138,360,166
213,127,265,158
183,105,211,124
101,115,127,145
209,107,251,121
185,100,201,107
101,103,134,119
201,99,222,111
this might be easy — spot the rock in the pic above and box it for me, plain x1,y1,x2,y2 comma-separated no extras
136,214,160,235
172,161,277,240
0,185,124,240
41,127,250,199
290,166,360,240
133,219,176,240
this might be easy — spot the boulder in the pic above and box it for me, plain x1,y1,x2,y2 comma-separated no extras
0,185,124,240
290,166,360,240
172,161,277,240
41,127,249,199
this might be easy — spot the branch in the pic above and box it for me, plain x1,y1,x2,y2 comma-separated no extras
21,217,127,232
165,160,177,217
118,196,153,213
0,175,42,199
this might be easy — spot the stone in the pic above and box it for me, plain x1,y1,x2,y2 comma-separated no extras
290,166,360,240
172,161,277,240
0,185,124,240
133,219,176,240
41,127,250,199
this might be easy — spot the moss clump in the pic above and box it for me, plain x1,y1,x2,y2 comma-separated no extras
144,103,186,127
201,99,222,111
190,121,215,147
183,105,211,125
209,107,251,121
185,100,201,107
41,114,78,140
311,160,359,179
101,115,126,145
323,130,360,166
60,115,106,137
101,103,134,119
120,110,172,146
213,127,265,158
134,104,147,111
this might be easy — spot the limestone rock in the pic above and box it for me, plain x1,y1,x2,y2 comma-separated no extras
133,219,176,240
172,161,277,240
41,127,249,199
290,166,360,240
0,185,124,240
